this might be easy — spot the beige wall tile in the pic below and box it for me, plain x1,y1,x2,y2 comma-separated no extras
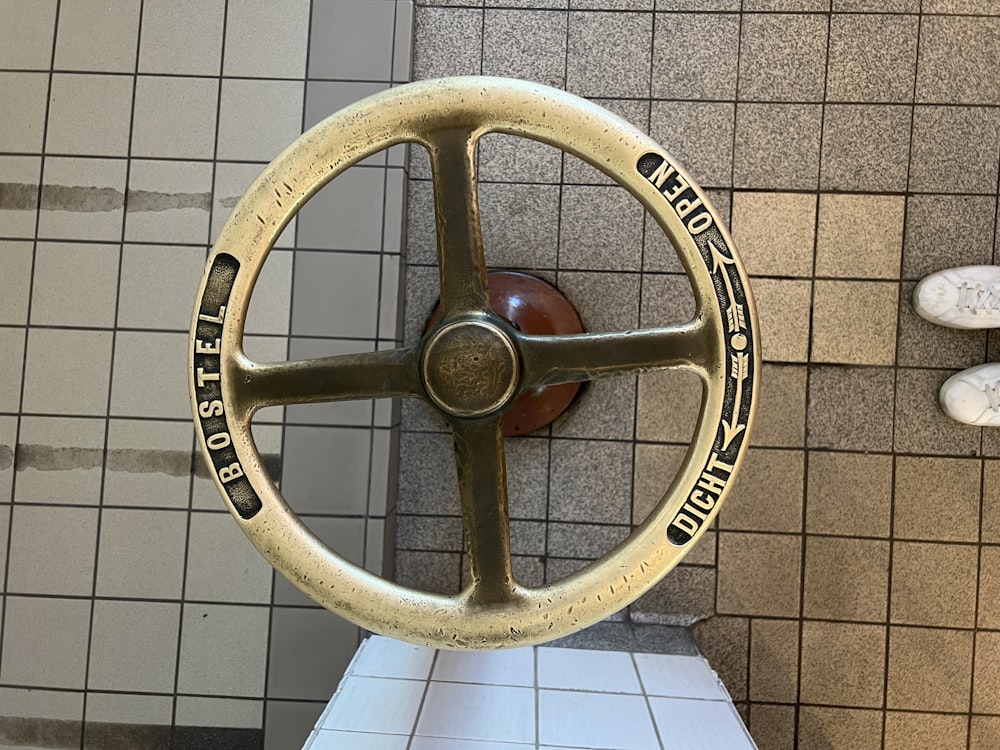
890,542,978,628
884,711,968,750
750,277,813,362
983,461,1000,543
811,280,899,365
804,536,889,622
717,532,801,617
720,448,804,533
888,626,973,712
806,452,892,537
798,707,883,750
816,194,904,279
752,364,807,448
973,631,1000,714
971,715,1000,750
731,191,816,277
978,546,1000,628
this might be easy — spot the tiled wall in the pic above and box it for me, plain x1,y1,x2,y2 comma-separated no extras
399,1,1000,748
0,1,411,748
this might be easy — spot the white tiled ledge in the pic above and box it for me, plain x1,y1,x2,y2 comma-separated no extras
304,635,758,750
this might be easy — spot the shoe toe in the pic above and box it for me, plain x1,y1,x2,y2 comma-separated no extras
913,275,959,323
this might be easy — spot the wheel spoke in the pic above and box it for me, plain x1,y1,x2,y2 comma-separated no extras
229,346,423,420
426,129,489,317
517,322,716,390
452,418,516,604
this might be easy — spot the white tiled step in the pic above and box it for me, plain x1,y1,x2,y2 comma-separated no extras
304,635,758,750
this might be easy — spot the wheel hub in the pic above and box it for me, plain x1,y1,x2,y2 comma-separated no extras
421,319,519,418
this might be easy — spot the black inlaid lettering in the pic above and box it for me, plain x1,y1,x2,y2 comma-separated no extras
193,253,262,520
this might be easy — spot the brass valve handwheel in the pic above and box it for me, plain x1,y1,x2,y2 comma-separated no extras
189,77,759,650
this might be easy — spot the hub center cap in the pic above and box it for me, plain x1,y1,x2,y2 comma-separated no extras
422,320,519,417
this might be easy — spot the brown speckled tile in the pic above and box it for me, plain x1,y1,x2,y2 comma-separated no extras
632,565,716,621
717,532,801,617
748,704,795,750
751,278,813,363
548,438,633,525
734,103,823,190
902,194,997,280
916,16,1000,106
749,618,799,703
730,191,816,278
651,12,739,100
800,621,886,708
635,369,703,443
557,271,640,332
808,365,895,452
894,368,983,456
821,105,912,192
650,101,734,189
798,707,883,750
632,443,689,523
811,280,898,366
566,11,651,98
394,550,461,594
639,273,696,327
482,9,567,89
807,451,893,537
894,456,981,542
909,106,1000,194
738,13,828,102
719,448,804,533
559,185,644,271
884,712,968,750
815,194,904,280
890,541,978,628
888,626,973,713
691,615,749,702
552,378,636,442
804,536,890,623
827,14,918,104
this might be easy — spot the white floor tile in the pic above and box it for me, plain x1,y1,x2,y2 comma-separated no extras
635,653,729,701
537,646,642,694
416,681,535,744
308,729,410,750
650,696,757,749
538,689,660,750
350,635,436,680
320,676,424,735
432,646,535,687
411,738,534,750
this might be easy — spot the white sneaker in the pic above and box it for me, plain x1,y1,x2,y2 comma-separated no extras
940,363,1000,426
913,265,1000,329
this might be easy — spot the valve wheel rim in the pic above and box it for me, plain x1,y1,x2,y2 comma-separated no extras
189,76,760,649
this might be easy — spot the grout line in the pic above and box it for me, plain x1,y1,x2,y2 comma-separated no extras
791,2,833,743
80,2,145,745
170,0,231,744
0,0,64,728
882,1,926,744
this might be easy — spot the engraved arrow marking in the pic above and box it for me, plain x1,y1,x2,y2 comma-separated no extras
721,352,749,450
709,240,746,334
